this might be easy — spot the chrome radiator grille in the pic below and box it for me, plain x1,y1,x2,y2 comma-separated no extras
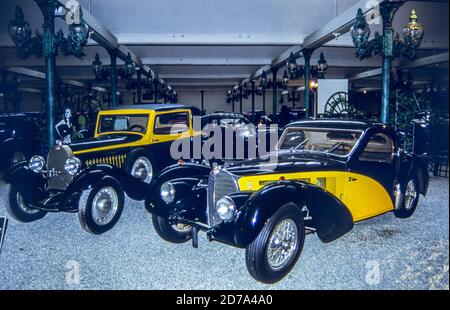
85,154,126,168
207,169,239,227
46,145,73,190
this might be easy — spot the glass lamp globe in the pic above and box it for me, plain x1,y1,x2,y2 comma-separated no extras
402,9,424,48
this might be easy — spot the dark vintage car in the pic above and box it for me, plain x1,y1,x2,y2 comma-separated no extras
0,112,41,171
144,119,429,283
4,104,201,234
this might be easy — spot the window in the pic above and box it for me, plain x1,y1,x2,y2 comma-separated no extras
98,114,149,134
359,133,394,163
154,112,189,135
277,127,362,157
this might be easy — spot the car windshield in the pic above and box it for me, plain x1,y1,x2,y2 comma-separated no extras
98,114,149,134
277,127,363,156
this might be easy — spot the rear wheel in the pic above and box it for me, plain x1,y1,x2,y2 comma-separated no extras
245,203,305,284
394,176,420,218
78,178,124,234
152,215,192,243
6,185,47,222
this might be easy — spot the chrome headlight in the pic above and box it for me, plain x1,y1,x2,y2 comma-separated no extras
160,181,175,204
215,196,236,221
64,157,81,176
29,155,45,173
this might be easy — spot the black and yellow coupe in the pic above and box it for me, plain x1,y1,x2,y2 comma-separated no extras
145,119,429,284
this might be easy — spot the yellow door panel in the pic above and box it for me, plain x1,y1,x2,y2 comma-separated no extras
237,171,347,203
344,172,394,221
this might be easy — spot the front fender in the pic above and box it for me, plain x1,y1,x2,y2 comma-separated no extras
233,181,354,246
67,164,150,201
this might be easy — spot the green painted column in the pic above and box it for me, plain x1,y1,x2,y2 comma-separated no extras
239,86,243,114
380,2,401,124
109,50,118,107
303,49,313,119
136,69,142,105
271,68,278,115
41,0,57,149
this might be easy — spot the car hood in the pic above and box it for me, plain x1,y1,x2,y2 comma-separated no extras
70,133,143,153
224,151,346,176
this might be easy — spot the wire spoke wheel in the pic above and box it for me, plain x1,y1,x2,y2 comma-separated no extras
266,219,299,271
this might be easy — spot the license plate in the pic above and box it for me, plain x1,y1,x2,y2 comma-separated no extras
0,217,8,254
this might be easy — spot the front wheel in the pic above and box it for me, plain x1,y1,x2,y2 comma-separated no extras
152,215,192,243
6,184,47,222
245,203,305,284
78,178,125,234
394,176,420,218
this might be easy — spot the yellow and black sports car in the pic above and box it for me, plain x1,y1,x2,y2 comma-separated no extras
4,104,200,234
145,119,429,284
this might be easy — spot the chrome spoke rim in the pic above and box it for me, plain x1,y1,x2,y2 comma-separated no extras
404,180,417,210
266,219,298,270
91,186,119,226
131,157,153,183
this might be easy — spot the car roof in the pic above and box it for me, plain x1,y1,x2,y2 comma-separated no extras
286,119,386,131
105,104,200,114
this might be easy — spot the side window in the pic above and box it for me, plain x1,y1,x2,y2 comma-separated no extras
359,133,394,163
153,112,189,135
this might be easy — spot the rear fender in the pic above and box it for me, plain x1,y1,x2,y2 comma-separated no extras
234,180,354,246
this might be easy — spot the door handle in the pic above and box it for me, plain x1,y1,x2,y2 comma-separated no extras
348,176,357,182
152,138,159,142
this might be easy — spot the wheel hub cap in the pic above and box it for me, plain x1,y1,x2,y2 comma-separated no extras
131,157,153,183
92,186,119,226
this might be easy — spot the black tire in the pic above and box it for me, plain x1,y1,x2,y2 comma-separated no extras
394,176,420,219
6,184,47,222
124,150,157,184
152,215,192,244
245,203,305,284
78,177,125,234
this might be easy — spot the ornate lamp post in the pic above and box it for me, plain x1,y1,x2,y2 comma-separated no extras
286,51,328,119
8,1,89,149
91,52,136,106
351,4,424,123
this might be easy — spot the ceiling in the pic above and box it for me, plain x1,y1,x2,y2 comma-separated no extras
0,0,448,93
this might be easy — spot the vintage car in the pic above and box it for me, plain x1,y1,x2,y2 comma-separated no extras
0,112,42,171
144,119,429,283
4,104,200,234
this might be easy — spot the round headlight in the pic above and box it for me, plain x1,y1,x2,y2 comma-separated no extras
29,155,45,173
64,157,81,176
215,196,236,221
160,181,175,204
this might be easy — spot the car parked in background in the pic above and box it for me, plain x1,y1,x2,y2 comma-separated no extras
0,112,41,171
145,119,429,283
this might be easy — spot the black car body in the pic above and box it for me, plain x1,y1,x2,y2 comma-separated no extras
0,112,41,171
145,119,429,283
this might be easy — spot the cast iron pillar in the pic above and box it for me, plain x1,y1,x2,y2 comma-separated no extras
231,98,235,113
136,69,142,105
251,80,256,117
154,79,158,103
201,90,205,114
303,49,313,119
380,2,401,124
271,68,278,115
109,50,118,107
41,0,58,150
239,86,243,114
262,90,266,114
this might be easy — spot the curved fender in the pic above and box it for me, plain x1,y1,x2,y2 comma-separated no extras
66,164,150,201
233,180,354,246
154,163,211,185
3,162,48,203
399,154,429,195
